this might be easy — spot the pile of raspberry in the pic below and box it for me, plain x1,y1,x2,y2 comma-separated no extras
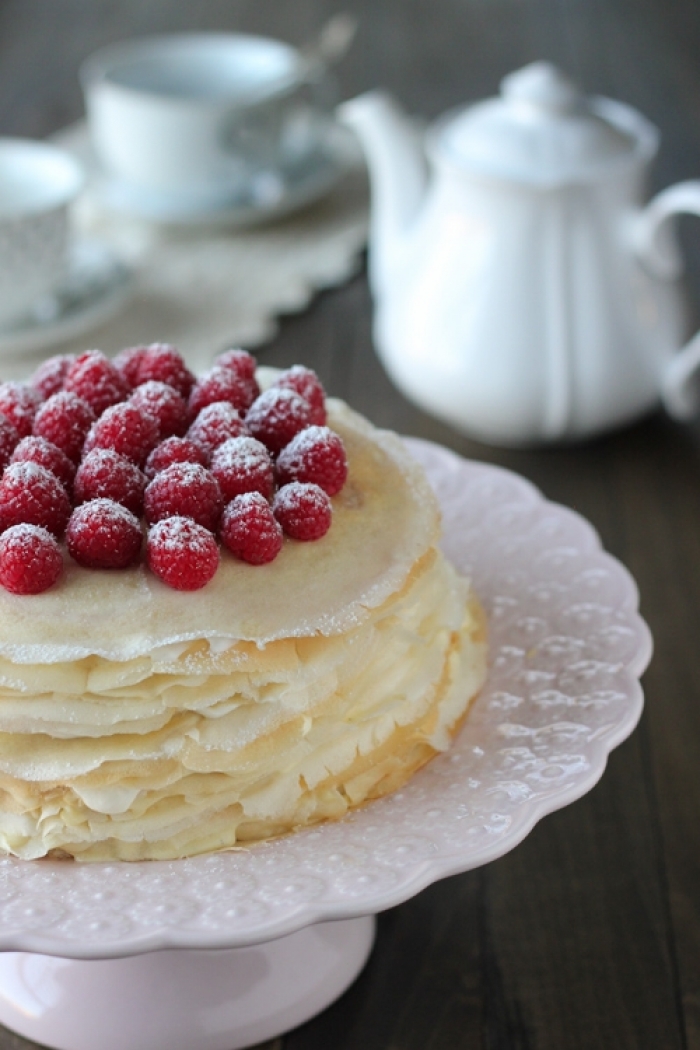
0,345,348,594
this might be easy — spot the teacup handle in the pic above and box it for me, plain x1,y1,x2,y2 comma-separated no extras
634,180,700,420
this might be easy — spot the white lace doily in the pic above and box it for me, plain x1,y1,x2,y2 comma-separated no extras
0,442,651,959
0,122,368,380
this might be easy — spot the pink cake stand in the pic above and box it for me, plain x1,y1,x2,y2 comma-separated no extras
0,441,652,1050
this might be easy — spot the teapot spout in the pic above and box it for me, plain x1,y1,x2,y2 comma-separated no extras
338,91,427,297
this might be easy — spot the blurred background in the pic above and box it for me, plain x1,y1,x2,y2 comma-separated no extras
1,2,700,1048
3,0,698,438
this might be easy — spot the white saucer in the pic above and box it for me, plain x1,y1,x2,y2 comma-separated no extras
95,130,354,227
0,239,132,356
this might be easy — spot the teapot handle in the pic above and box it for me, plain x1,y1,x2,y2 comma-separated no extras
634,180,700,420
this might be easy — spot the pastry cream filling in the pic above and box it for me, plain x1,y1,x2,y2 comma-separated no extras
0,392,487,861
0,553,485,860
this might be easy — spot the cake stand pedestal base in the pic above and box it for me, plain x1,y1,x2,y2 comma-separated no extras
0,915,375,1050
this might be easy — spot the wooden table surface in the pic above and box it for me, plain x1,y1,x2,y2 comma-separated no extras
0,1,699,1047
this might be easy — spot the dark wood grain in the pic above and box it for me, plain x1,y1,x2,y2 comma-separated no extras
0,1,700,1048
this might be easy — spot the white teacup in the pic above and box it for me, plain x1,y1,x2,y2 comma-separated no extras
0,139,84,327
80,32,336,215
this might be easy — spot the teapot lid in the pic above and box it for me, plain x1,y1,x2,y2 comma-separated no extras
435,62,658,185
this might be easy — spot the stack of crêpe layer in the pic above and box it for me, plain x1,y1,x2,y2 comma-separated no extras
0,399,486,861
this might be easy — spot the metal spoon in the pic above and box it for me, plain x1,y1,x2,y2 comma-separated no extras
299,13,358,79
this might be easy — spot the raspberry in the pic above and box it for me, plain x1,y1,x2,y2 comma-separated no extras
216,348,257,381
274,366,326,425
186,402,249,461
113,345,148,390
210,437,274,502
0,524,63,594
0,415,19,472
10,436,76,494
147,516,219,590
74,450,147,516
245,388,313,456
129,381,188,439
214,349,260,405
188,366,257,418
0,382,43,438
144,462,222,532
30,354,75,399
0,462,71,537
32,392,96,463
273,482,332,541
135,344,194,398
144,436,208,480
66,499,142,569
63,351,129,416
220,492,283,565
82,402,159,467
276,426,347,496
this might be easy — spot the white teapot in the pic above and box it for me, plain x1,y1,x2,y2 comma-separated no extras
340,63,700,444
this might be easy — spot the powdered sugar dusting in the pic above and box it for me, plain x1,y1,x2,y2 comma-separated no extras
150,516,215,553
274,365,326,424
130,381,187,439
1,522,53,546
69,497,140,533
74,450,146,515
0,523,63,594
30,354,75,399
63,351,129,416
0,461,71,537
186,402,249,458
274,480,329,513
66,498,143,570
273,481,332,540
10,436,76,491
7,461,50,484
212,436,268,470
144,462,222,531
148,515,220,591
145,437,208,479
0,382,42,437
211,436,274,502
132,380,182,412
276,425,347,495
33,391,96,462
245,387,313,455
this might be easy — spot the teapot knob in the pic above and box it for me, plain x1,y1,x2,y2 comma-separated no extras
500,62,580,115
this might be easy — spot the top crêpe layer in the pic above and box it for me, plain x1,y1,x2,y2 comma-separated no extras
0,399,440,664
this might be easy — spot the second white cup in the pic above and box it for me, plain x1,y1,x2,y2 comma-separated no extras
81,32,336,214
0,139,84,328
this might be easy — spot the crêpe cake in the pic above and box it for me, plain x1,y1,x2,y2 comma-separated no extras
0,392,486,861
